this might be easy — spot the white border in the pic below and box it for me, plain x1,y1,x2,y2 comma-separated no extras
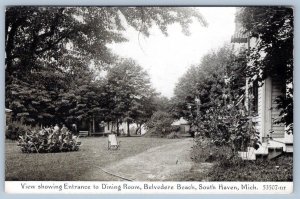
5,181,293,194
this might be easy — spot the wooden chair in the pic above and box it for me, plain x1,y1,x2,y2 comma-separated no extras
108,134,120,150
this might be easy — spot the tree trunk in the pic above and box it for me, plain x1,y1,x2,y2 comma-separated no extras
135,123,142,135
92,116,95,134
127,121,131,137
116,120,119,135
89,120,92,136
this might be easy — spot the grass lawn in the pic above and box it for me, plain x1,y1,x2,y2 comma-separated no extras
5,136,180,181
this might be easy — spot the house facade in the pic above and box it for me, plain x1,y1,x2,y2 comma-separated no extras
171,117,190,134
78,118,146,137
231,18,293,160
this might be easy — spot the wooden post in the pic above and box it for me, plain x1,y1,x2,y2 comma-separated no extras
89,120,92,136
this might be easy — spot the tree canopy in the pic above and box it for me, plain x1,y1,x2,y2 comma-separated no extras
6,6,206,76
5,6,206,126
172,45,257,158
172,45,245,122
104,59,157,134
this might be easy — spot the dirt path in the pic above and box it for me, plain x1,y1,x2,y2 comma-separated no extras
96,138,213,181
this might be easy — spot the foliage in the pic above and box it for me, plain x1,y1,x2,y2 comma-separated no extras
56,69,107,125
104,58,157,135
172,45,246,121
198,104,260,159
6,7,206,127
166,131,181,139
6,121,32,140
207,154,293,181
153,96,173,113
236,7,293,133
6,67,102,126
190,137,292,181
6,7,206,74
17,126,81,153
173,44,258,158
6,77,57,125
145,111,175,137
191,137,233,162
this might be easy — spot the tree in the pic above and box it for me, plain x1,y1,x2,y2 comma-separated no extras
236,7,293,133
173,45,258,159
6,7,206,75
172,65,201,120
144,111,175,137
5,6,206,125
5,64,105,127
105,58,156,136
153,96,173,113
56,69,107,130
6,78,56,125
172,45,245,122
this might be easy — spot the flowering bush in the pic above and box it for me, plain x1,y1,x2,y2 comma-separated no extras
17,126,81,153
195,104,260,159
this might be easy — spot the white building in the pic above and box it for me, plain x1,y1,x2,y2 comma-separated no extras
231,14,293,160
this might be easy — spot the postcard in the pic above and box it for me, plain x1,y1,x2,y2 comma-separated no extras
4,6,293,194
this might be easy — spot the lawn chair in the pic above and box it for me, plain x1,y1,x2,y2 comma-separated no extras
108,134,120,150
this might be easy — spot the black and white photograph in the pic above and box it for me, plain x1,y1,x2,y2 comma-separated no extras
4,6,293,194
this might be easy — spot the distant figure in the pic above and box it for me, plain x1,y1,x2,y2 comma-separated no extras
71,123,78,135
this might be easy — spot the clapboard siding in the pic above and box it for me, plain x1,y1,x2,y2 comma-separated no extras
271,77,284,138
272,126,285,131
272,133,285,138
273,123,285,127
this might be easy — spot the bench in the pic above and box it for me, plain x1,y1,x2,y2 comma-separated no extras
79,131,89,137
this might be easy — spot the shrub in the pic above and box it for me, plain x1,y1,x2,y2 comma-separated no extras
207,154,293,181
191,138,293,181
194,104,260,159
191,137,232,162
6,121,32,140
145,111,174,137
166,131,181,139
17,126,81,153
